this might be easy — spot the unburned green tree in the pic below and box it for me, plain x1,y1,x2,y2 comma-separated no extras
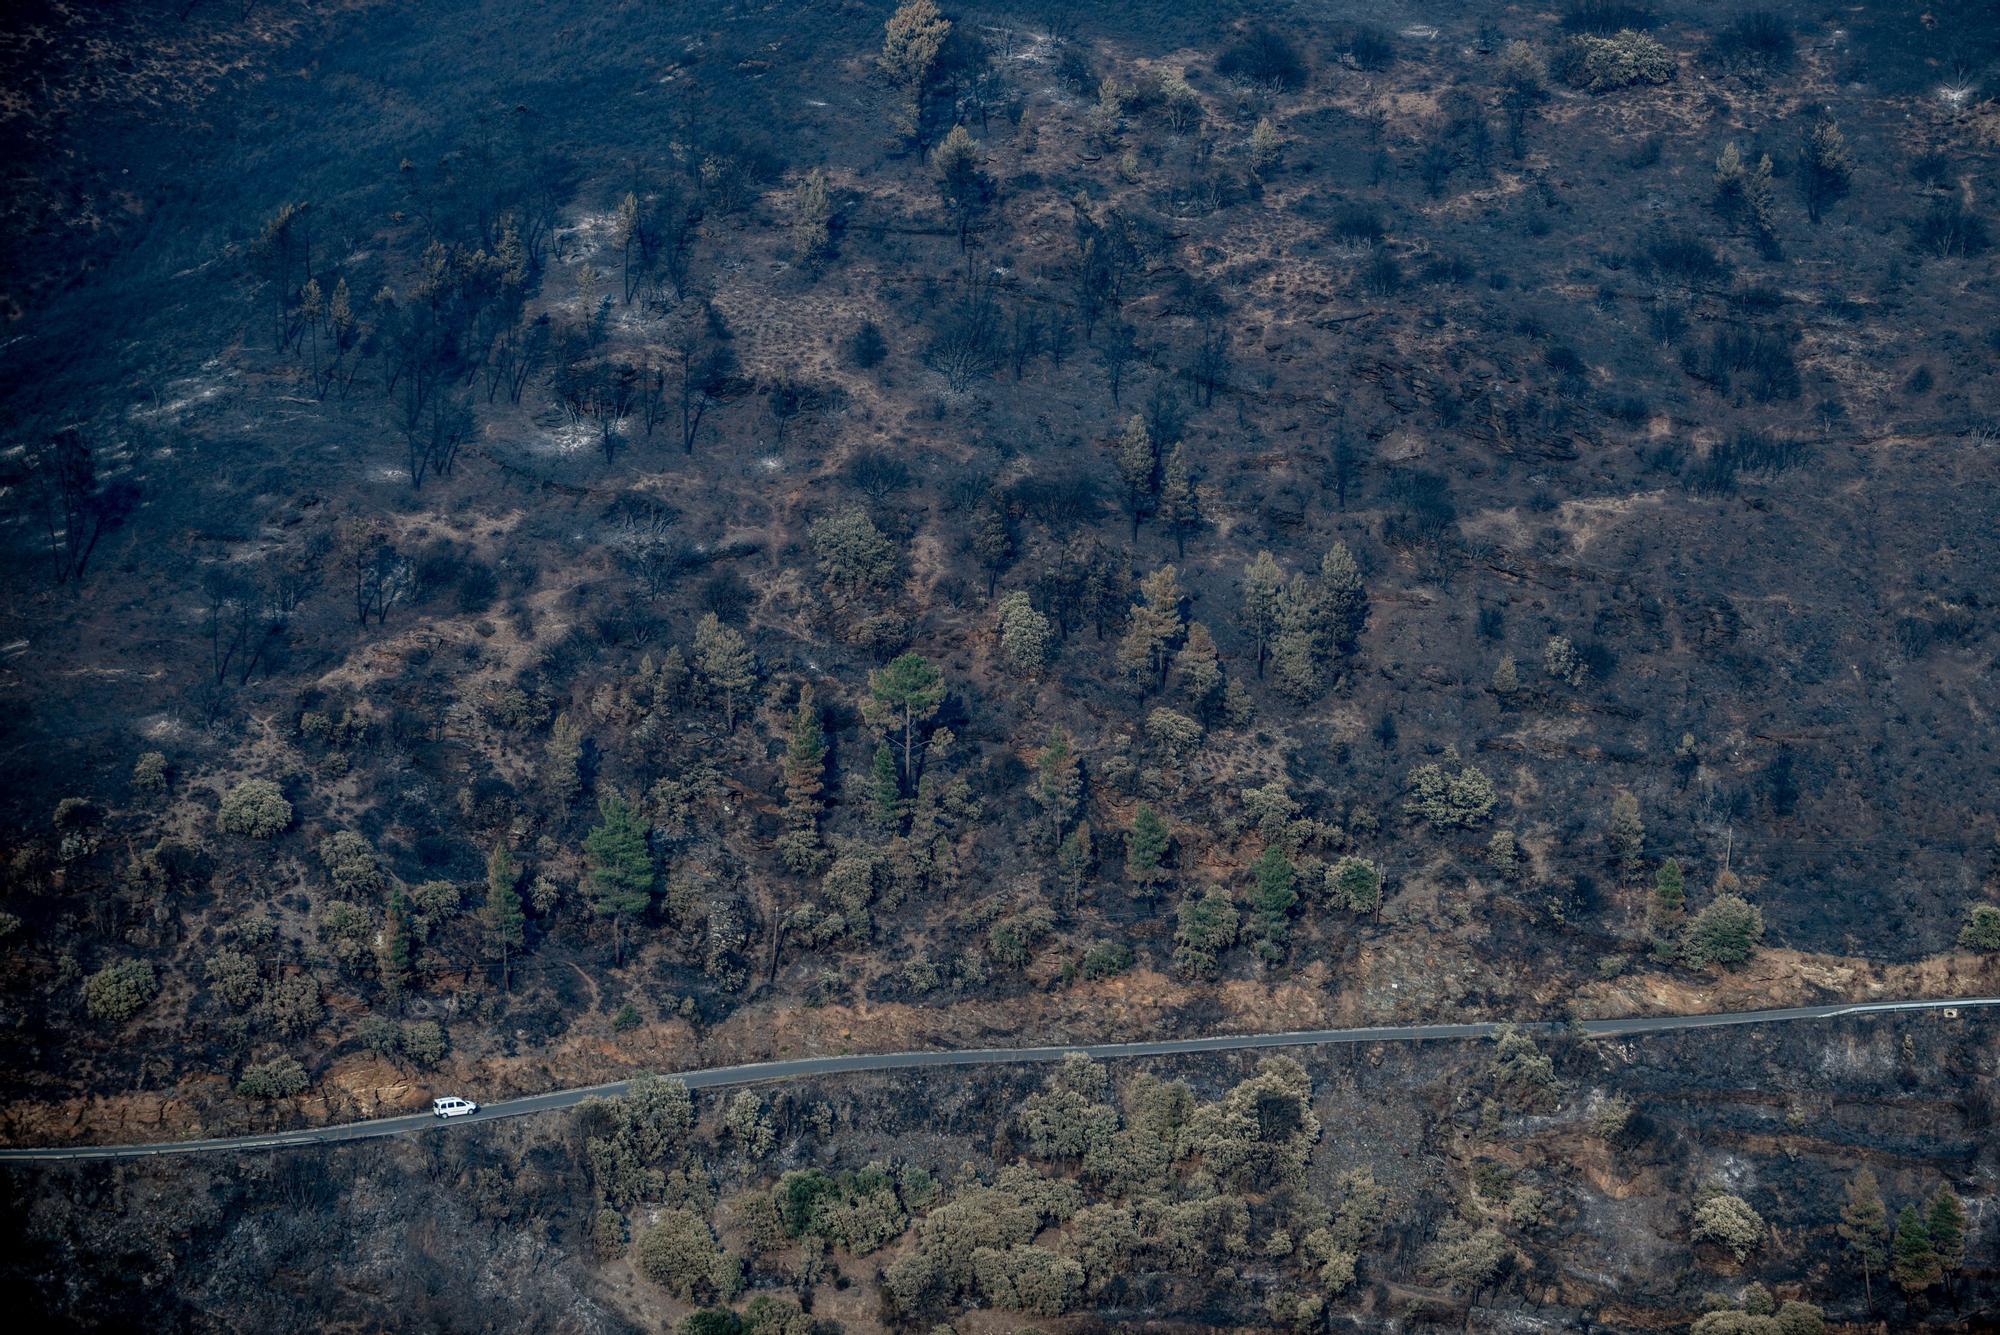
218,779,292,838
808,506,899,601
637,1207,741,1303
866,651,944,786
1160,444,1199,555
1404,755,1496,829
1327,856,1381,915
1891,1203,1940,1297
693,613,756,731
84,959,157,1023
880,0,951,141
1116,565,1184,693
932,125,990,253
1958,903,2000,951
791,169,834,270
1172,620,1222,713
481,842,525,991
868,742,904,832
1237,551,1285,676
1173,886,1238,978
1033,725,1082,851
585,793,654,965
1608,790,1644,879
1928,1187,1966,1299
1649,858,1686,935
1690,1191,1764,1262
1681,893,1763,970
1423,1218,1508,1296
1248,845,1298,961
378,888,413,998
1113,414,1156,538
777,687,830,874
997,591,1054,675
545,712,584,808
1125,803,1171,897
1799,116,1851,223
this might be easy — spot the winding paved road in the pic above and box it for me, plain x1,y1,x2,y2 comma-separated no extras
4,997,1994,1164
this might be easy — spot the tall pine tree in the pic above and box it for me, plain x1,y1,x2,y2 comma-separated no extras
777,686,829,874
584,793,654,966
1126,803,1171,896
1891,1203,1940,1299
481,842,525,992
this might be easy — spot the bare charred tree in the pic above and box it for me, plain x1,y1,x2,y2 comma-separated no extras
31,430,135,586
670,316,737,454
1184,324,1230,407
345,525,411,627
203,569,285,686
1097,320,1140,406
924,292,1003,391
1007,302,1043,378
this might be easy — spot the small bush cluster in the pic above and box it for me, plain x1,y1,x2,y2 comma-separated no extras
237,1055,309,1100
217,779,293,838
84,959,158,1023
1552,30,1674,92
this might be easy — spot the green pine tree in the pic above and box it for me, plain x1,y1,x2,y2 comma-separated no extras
866,652,944,786
1651,858,1686,926
1927,1188,1966,1299
1114,414,1156,539
1056,821,1093,910
1891,1203,1941,1299
481,842,526,992
777,686,829,874
1126,803,1171,897
1329,856,1382,916
868,742,904,833
584,793,654,966
1249,845,1298,961
1034,725,1082,850
1160,444,1199,556
693,613,756,731
379,886,413,1000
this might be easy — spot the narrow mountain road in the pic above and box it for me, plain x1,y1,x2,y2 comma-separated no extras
4,997,1993,1163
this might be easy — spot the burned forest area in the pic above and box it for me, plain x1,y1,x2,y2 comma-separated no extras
1,0,1999,1331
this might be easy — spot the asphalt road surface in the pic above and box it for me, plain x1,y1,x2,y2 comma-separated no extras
4,996,1993,1164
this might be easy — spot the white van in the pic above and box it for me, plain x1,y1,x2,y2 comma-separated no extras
431,1096,479,1118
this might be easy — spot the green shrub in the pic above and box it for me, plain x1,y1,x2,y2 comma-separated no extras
1404,757,1497,829
84,959,158,1023
1681,893,1764,969
217,779,292,838
636,1208,741,1302
358,1014,400,1055
237,1056,309,1099
1959,904,2000,952
1691,1191,1764,1259
1551,30,1674,92
591,1208,629,1261
258,974,323,1038
203,948,260,1009
1080,941,1134,980
401,1020,447,1067
676,1312,744,1335
132,751,169,793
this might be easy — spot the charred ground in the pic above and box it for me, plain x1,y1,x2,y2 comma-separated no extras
1,0,1998,1329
